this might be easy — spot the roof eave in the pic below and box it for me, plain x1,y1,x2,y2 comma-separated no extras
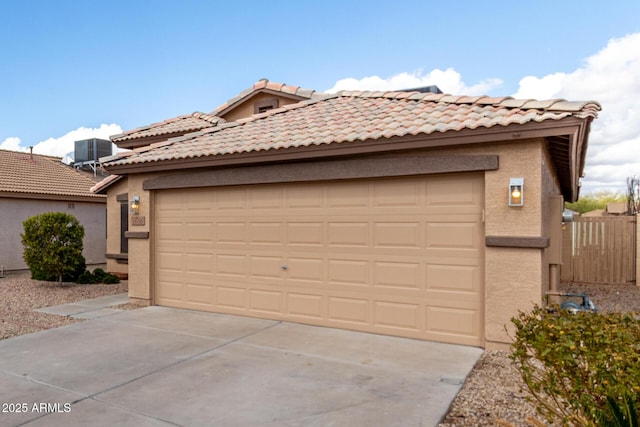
103,119,586,177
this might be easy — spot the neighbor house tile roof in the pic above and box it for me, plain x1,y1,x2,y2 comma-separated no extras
110,112,222,143
0,149,105,199
103,90,601,168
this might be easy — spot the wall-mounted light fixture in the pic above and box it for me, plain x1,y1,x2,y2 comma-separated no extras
509,178,524,206
130,196,140,215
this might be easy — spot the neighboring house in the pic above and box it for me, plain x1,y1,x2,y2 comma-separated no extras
95,79,600,348
0,149,107,271
581,202,628,217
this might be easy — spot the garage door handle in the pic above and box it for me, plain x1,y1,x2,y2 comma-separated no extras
281,265,288,271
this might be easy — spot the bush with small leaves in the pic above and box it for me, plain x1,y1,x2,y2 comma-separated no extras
21,212,86,283
509,305,640,426
102,273,120,284
76,271,98,284
75,268,120,285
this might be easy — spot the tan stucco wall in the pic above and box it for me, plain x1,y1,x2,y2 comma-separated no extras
125,173,163,303
105,178,129,276
120,137,564,346
0,197,106,271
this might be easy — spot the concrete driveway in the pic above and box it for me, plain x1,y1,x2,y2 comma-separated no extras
0,305,482,426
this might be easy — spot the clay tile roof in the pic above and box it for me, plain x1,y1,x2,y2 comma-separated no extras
110,112,222,142
103,90,601,170
90,174,124,194
0,149,106,199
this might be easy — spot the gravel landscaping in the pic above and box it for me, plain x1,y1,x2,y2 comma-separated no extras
440,282,640,426
1,269,638,426
0,268,128,340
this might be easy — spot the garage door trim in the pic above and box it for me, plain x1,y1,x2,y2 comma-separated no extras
144,155,498,190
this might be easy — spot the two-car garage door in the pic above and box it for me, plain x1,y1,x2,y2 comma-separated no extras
154,173,484,346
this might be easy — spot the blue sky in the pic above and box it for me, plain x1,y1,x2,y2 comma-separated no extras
1,1,639,193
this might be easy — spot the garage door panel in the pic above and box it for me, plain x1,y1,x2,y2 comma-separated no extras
249,289,283,314
426,306,480,338
285,185,325,209
373,222,421,248
215,254,246,277
327,183,369,208
373,301,421,331
426,222,481,248
157,251,184,271
185,283,214,305
185,252,213,270
327,222,369,247
217,286,246,310
213,188,247,210
156,280,184,302
249,187,283,209
156,191,184,213
155,173,484,346
249,222,283,245
373,261,422,290
327,259,370,287
185,222,214,242
286,222,324,246
328,296,369,325
426,264,480,293
373,180,421,207
216,222,246,244
249,255,283,280
185,190,214,211
286,257,324,283
157,222,184,242
286,293,324,319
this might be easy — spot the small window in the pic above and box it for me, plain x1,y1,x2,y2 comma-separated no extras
254,98,279,114
68,202,75,209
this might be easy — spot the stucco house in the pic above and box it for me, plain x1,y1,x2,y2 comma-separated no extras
95,79,600,348
0,149,107,271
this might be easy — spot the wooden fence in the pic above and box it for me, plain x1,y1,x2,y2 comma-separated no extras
561,216,636,284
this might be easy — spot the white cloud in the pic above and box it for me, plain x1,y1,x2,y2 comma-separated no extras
514,32,640,194
1,124,123,158
0,137,26,152
325,69,503,95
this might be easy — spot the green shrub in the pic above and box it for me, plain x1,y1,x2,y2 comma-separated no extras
509,305,640,426
76,270,97,284
597,395,639,426
75,268,120,285
21,212,86,283
32,256,86,282
92,268,108,282
102,273,120,284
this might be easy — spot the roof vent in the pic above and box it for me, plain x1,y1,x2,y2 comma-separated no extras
398,85,442,94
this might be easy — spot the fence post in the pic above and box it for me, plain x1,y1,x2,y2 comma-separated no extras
637,214,640,286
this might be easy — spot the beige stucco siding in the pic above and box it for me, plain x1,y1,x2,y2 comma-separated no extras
0,197,106,271
126,172,162,303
